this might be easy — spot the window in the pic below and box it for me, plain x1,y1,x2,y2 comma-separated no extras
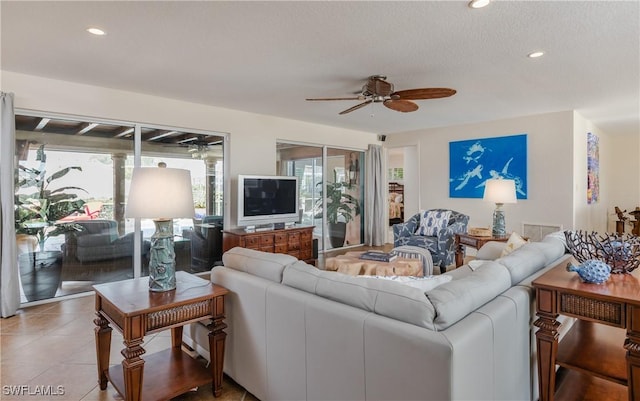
277,142,364,252
14,113,226,303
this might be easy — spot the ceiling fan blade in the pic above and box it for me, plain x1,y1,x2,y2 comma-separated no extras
306,96,364,101
339,99,373,115
392,88,457,100
383,99,419,113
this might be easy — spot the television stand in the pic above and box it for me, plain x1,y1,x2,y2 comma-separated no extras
244,223,274,232
223,225,315,265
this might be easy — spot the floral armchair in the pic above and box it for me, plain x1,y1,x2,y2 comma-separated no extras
393,209,469,273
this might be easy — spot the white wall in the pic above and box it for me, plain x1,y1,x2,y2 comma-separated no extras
606,132,640,232
1,71,378,226
385,111,577,234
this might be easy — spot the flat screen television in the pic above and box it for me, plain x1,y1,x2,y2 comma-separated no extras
237,175,299,227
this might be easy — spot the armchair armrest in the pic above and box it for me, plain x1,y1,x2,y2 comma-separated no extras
393,213,420,247
434,214,470,267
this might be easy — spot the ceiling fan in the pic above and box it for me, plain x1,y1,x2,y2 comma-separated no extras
306,75,456,115
175,135,223,159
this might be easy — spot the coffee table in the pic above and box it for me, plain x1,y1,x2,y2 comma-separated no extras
93,271,229,401
325,251,423,276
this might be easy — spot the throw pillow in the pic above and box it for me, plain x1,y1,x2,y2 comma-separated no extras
417,210,452,236
500,232,529,257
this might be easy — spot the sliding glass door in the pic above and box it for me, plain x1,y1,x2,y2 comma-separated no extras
14,113,226,303
277,142,364,253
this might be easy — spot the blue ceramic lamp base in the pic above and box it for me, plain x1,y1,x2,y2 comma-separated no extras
492,204,506,237
148,218,176,292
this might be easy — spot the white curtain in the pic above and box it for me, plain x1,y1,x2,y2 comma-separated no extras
364,144,386,246
0,92,20,317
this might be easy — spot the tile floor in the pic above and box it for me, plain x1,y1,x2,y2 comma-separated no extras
0,294,258,401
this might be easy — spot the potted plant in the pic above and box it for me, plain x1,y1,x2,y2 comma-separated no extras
315,181,361,248
15,144,87,251
14,144,88,301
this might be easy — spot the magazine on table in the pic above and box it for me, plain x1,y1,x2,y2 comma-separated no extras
359,251,397,262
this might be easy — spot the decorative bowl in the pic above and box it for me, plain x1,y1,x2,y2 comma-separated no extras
564,231,640,274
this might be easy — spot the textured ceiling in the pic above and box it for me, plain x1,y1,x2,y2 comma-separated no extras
2,1,638,136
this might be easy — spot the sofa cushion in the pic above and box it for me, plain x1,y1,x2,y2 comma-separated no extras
528,237,566,265
282,260,321,293
222,247,297,283
544,230,569,251
426,261,511,330
476,241,508,260
283,262,436,329
76,233,112,247
496,244,548,285
417,210,451,236
366,275,452,292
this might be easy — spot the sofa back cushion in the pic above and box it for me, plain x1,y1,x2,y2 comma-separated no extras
283,262,437,329
282,260,322,292
475,241,507,260
496,244,550,285
222,247,297,283
426,261,511,330
75,220,118,240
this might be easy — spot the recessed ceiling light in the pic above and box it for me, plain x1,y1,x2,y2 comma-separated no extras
87,27,106,36
468,0,491,9
528,51,545,58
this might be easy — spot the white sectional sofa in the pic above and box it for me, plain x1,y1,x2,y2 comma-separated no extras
183,234,571,401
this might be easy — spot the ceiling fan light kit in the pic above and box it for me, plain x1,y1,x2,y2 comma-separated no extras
307,75,456,115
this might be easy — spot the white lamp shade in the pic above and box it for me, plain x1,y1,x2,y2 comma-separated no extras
483,179,517,204
125,167,195,219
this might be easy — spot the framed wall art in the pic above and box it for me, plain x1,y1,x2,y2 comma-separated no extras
587,132,599,204
449,133,527,199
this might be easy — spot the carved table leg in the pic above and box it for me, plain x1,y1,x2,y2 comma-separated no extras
94,312,112,390
172,326,184,349
455,238,464,267
625,330,640,400
121,337,145,401
534,313,561,401
208,316,227,397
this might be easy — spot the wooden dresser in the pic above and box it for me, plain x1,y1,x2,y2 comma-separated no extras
222,226,315,264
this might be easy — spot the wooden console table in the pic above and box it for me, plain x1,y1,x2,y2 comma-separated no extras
532,258,640,401
93,271,229,401
454,233,509,267
223,225,315,264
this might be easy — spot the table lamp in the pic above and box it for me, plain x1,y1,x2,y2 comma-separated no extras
125,163,194,291
483,178,517,237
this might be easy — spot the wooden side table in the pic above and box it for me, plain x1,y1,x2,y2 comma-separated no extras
532,258,640,401
93,271,229,401
454,233,509,267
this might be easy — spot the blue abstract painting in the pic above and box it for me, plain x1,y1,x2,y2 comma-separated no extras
587,132,599,204
449,133,527,199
